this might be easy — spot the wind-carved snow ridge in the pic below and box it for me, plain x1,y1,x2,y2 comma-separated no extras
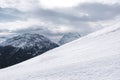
0,24,120,80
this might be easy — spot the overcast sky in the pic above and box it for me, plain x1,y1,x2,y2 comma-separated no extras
0,0,120,42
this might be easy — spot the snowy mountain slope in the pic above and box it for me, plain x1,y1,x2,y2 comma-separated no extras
0,33,58,68
1,33,58,48
59,32,81,45
0,24,120,80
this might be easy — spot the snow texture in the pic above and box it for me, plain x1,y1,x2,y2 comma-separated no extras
0,24,120,80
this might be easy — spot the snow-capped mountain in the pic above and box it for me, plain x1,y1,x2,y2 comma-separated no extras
1,33,58,48
0,33,58,68
59,32,81,45
0,24,120,80
0,33,16,43
0,37,6,43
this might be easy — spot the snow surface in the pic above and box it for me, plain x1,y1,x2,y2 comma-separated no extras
0,24,120,80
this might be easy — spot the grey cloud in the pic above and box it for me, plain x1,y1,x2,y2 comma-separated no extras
1,2,120,26
14,25,63,36
29,3,120,31
1,3,120,23
30,8,81,24
0,29,9,33
28,8,94,35
13,26,64,42
0,7,26,22
1,2,120,42
38,3,120,23
76,3,120,21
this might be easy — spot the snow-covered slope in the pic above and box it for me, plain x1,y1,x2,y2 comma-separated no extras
0,24,120,80
59,32,81,45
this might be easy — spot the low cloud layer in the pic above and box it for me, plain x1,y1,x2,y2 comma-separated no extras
0,0,120,42
0,8,25,22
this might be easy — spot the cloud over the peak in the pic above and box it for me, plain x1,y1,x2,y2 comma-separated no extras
0,8,26,22
0,0,120,42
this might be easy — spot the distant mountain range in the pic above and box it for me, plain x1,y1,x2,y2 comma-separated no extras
0,32,82,68
0,33,58,68
59,32,81,45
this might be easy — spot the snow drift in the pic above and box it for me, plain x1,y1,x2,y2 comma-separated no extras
0,24,120,80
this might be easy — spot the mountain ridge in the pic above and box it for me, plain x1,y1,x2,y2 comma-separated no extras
0,33,58,68
59,32,81,45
